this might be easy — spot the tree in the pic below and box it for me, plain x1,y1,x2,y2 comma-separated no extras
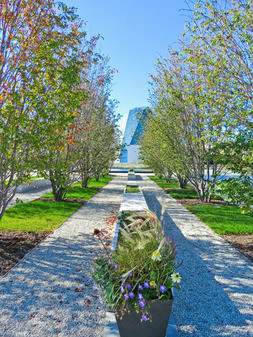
0,0,57,219
146,48,233,201
74,54,120,187
183,0,253,205
31,4,91,201
139,112,174,183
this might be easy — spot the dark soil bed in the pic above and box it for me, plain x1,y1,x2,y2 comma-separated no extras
221,234,253,262
0,231,49,276
177,198,227,207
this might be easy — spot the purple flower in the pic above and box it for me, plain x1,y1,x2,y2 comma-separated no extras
159,285,166,293
120,286,124,293
138,293,143,300
114,263,118,270
139,300,146,308
142,315,148,322
124,294,129,300
138,284,143,291
126,284,131,290
122,277,125,284
129,292,135,298
129,271,133,277
144,282,149,288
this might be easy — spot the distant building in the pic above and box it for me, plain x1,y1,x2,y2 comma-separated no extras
120,107,148,163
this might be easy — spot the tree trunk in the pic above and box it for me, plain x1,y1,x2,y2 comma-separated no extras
164,169,172,183
177,174,188,189
49,170,66,201
195,181,212,203
81,176,89,188
0,184,18,221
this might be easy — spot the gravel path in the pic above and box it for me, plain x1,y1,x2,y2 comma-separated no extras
0,175,126,337
7,179,52,209
140,175,253,337
1,174,252,337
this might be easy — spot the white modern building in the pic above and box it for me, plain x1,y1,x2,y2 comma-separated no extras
120,107,148,163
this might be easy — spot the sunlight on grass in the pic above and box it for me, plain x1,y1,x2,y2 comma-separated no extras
0,201,81,232
186,204,253,235
41,187,99,200
72,174,114,188
167,189,199,199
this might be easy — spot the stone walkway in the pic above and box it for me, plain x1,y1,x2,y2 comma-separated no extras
0,174,252,337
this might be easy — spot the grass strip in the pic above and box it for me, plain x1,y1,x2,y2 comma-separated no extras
125,185,140,193
185,204,253,235
0,201,81,232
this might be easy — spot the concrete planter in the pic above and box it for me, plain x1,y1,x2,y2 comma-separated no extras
124,184,141,193
104,185,177,337
115,298,173,337
127,173,136,181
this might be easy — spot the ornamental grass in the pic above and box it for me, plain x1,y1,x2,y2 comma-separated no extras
91,208,181,322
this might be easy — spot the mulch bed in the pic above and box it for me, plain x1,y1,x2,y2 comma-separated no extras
0,231,50,276
177,198,227,207
221,234,253,263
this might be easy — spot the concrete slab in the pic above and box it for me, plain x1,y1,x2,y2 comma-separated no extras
120,193,149,212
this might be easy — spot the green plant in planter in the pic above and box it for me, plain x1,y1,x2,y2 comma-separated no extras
91,209,181,323
125,185,140,193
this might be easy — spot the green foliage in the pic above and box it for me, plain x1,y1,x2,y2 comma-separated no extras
216,177,253,215
0,0,119,216
0,201,81,232
143,0,253,203
91,210,180,321
186,204,253,235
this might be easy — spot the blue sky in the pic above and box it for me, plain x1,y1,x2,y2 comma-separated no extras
62,0,189,132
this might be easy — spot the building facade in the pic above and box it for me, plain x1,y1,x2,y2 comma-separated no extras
120,107,148,163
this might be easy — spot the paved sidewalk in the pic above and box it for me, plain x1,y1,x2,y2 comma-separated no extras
0,175,127,337
140,175,253,337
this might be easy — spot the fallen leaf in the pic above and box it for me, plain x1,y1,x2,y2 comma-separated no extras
84,299,91,307
75,288,83,292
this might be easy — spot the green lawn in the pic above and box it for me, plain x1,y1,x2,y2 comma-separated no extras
0,201,81,232
167,189,199,199
186,204,253,235
148,176,180,188
0,175,115,233
125,185,141,193
149,175,221,200
41,187,99,200
148,175,169,183
72,174,114,188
